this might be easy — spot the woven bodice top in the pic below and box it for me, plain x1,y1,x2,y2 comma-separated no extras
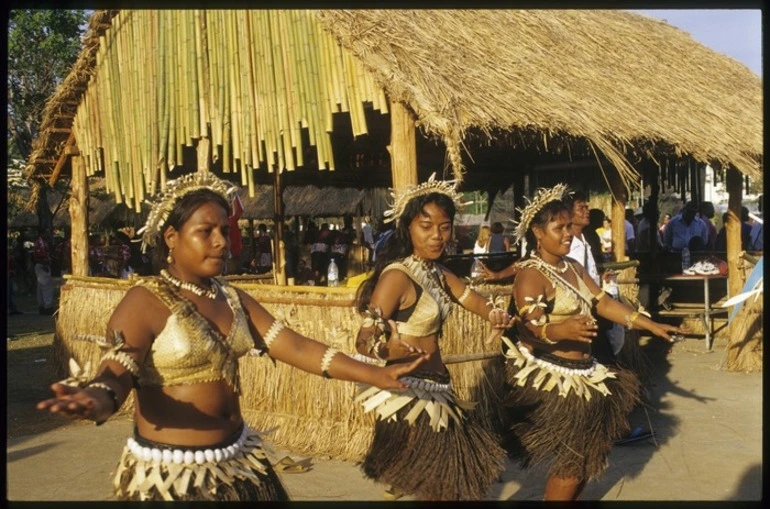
381,256,454,338
134,277,254,393
547,263,594,323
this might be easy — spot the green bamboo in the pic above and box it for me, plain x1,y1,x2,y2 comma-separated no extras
188,11,200,141
226,12,242,173
237,10,253,173
195,10,208,138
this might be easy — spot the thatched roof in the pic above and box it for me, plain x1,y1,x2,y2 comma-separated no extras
239,185,370,219
24,9,762,209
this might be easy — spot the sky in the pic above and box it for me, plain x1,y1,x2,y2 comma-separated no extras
629,9,762,77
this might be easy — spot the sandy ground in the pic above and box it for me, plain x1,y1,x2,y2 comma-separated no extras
5,294,762,502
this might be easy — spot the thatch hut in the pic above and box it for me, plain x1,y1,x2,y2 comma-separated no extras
25,10,762,459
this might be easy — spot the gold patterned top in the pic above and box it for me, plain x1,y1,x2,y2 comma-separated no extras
135,277,254,393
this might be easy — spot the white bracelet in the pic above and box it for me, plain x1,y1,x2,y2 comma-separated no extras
457,286,472,305
262,320,285,349
321,347,340,378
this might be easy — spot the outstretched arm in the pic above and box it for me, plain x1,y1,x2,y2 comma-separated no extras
37,286,157,424
442,269,514,344
238,288,427,390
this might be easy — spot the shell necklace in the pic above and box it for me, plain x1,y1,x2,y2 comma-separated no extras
160,269,219,299
534,253,568,273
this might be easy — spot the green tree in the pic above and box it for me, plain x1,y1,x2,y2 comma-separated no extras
7,9,88,232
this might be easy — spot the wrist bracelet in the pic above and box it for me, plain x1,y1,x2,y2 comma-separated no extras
321,347,340,378
86,381,118,425
625,311,640,329
539,323,557,345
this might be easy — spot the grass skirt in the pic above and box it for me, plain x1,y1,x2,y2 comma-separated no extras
501,338,641,481
358,369,506,500
113,425,288,501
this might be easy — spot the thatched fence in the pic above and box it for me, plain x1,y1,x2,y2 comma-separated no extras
53,277,512,460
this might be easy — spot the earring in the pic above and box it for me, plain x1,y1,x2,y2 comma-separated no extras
166,247,174,264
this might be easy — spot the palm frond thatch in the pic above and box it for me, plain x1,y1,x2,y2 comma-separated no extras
24,9,761,210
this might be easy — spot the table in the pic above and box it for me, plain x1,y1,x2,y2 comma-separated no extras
663,274,728,351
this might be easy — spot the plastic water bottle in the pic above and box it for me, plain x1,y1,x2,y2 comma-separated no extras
327,259,339,287
681,247,691,273
470,258,483,281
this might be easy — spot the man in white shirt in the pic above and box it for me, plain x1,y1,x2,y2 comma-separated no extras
564,191,599,284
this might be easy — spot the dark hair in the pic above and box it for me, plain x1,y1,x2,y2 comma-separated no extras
588,208,605,230
563,190,587,212
491,221,504,234
523,200,570,259
356,192,456,312
153,189,230,271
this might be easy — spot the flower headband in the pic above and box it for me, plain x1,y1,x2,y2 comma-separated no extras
137,172,238,252
512,183,570,245
383,172,471,223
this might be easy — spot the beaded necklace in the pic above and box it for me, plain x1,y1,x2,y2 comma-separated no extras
160,269,219,299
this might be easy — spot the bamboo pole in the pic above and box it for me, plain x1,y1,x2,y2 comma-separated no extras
608,163,629,262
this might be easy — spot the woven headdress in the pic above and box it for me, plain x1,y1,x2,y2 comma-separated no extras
137,172,238,252
383,172,471,223
512,183,570,245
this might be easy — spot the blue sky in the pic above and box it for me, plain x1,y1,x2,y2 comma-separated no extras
630,10,762,77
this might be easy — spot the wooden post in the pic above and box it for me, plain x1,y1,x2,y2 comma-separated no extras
608,165,628,261
388,101,418,190
725,167,744,298
69,155,89,276
273,168,286,285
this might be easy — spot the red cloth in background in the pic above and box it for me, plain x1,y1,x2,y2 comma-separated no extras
229,195,244,257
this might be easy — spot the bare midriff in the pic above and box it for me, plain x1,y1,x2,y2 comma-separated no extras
134,380,243,447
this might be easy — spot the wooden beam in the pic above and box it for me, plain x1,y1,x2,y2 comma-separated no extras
69,155,89,277
608,164,628,261
47,132,77,186
388,100,418,190
273,168,286,286
50,128,72,134
64,145,80,155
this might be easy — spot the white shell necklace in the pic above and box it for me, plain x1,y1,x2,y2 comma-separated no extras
160,269,219,299
534,253,568,273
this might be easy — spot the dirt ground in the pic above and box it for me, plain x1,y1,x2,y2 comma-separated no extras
6,292,763,502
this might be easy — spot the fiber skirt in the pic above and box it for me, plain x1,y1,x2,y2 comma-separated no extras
501,337,641,481
113,424,288,501
357,369,506,500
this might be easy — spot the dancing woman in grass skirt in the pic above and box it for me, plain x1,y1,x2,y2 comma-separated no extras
353,174,514,500
37,173,428,502
500,184,682,500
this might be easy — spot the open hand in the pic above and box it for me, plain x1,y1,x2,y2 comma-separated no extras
373,353,431,390
647,322,686,343
36,383,110,423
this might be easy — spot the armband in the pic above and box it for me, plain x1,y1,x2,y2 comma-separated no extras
263,320,286,349
101,350,140,377
321,347,341,378
539,323,557,345
457,286,472,305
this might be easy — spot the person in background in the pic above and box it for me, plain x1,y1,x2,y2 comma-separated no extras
596,216,613,261
294,257,316,286
37,172,428,502
361,216,375,264
488,222,510,253
253,223,273,275
329,230,350,281
663,201,709,252
7,247,23,315
740,206,753,250
624,209,637,254
698,201,717,250
658,213,671,246
474,225,491,254
585,209,606,266
33,228,55,315
310,222,331,283
635,201,658,253
748,197,763,252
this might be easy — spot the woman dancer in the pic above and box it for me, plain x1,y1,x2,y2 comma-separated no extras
353,174,513,500
501,184,681,501
37,172,428,502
